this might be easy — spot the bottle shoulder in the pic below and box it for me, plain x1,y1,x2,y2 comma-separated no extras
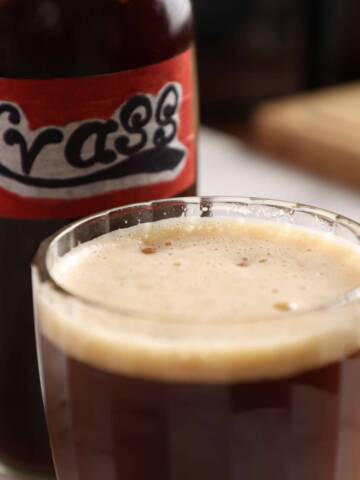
0,0,194,78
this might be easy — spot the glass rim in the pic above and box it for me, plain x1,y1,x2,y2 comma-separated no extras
32,196,360,324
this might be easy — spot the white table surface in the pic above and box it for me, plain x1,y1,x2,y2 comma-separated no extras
199,128,360,221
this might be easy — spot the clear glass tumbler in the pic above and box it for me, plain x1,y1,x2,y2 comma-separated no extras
32,197,360,480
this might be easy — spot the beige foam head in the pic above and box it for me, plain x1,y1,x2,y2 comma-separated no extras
34,217,360,383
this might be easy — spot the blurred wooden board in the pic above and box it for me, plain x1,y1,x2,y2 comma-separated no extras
250,83,360,188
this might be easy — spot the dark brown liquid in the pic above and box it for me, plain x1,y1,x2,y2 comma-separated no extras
41,335,360,480
0,0,195,472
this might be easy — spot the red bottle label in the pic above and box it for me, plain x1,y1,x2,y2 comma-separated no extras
0,49,196,219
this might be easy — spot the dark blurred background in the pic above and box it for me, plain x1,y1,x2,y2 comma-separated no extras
193,0,360,128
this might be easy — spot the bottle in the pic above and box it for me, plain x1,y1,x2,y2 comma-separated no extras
0,0,197,473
